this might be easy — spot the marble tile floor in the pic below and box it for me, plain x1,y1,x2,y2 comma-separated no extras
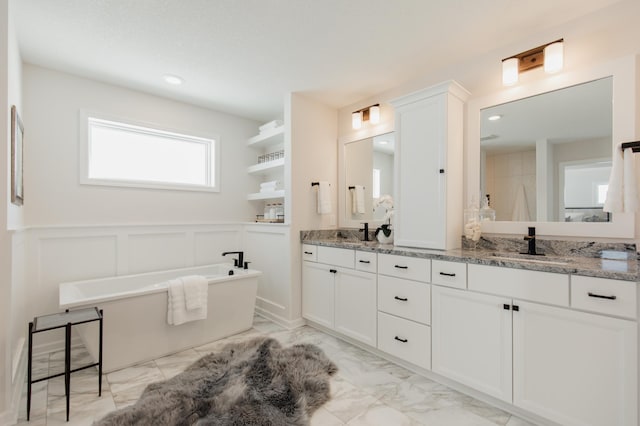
15,315,537,426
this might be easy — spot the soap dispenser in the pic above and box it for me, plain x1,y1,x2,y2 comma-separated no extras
479,195,496,221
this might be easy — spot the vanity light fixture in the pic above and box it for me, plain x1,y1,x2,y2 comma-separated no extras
501,39,564,86
163,74,184,85
488,114,502,121
351,104,381,129
352,111,363,129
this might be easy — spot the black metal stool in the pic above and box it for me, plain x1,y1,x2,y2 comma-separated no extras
27,307,103,421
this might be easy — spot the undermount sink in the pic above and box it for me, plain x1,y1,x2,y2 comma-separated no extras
488,252,572,266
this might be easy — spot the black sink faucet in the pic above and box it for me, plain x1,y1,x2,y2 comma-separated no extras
360,223,369,241
222,251,244,268
523,227,539,255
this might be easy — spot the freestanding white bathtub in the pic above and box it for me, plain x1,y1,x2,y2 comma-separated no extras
59,263,261,372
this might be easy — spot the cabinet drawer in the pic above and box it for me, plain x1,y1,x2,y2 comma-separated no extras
317,246,355,269
432,260,467,289
571,276,637,319
355,250,377,273
378,276,430,325
302,244,317,262
468,264,569,306
377,312,431,370
378,254,430,283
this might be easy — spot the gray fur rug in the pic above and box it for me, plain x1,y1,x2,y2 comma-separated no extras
94,337,338,426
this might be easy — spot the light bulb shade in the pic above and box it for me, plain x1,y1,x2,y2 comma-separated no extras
352,111,363,129
502,57,519,86
544,41,563,74
369,105,380,124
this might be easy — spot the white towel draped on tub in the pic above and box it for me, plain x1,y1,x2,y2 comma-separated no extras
316,181,332,214
351,185,365,214
604,145,639,213
167,275,208,325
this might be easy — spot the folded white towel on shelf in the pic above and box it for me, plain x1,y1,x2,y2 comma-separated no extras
604,144,638,213
511,184,530,221
259,120,284,133
260,180,279,188
316,181,331,214
351,185,365,214
167,276,208,326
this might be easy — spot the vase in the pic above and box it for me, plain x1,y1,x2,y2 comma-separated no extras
377,229,394,244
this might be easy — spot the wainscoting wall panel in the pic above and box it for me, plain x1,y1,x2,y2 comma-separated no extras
128,232,188,274
25,224,247,350
243,225,298,327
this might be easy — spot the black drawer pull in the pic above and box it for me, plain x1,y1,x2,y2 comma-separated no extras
503,304,510,310
439,272,456,277
394,265,408,269
329,269,337,274
394,336,408,343
588,292,617,300
394,296,408,302
512,305,519,312
304,251,313,255
359,260,371,264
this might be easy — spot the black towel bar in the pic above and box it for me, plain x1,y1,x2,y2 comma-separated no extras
348,186,365,190
621,141,640,153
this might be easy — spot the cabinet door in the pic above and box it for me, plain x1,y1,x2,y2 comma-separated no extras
513,301,637,426
302,262,335,329
431,286,513,402
335,268,377,346
394,94,446,249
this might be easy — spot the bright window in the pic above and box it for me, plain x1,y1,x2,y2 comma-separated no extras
81,113,219,192
372,169,381,199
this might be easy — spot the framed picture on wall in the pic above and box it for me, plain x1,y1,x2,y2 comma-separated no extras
11,105,24,206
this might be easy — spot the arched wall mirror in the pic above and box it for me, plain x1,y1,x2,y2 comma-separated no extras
467,55,636,238
339,131,395,228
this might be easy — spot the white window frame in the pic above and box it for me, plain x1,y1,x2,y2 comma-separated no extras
79,110,220,192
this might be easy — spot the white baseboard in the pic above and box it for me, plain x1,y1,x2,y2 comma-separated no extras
254,307,305,329
1,340,27,426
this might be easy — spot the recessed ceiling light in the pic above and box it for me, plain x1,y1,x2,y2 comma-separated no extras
163,74,184,85
488,115,502,121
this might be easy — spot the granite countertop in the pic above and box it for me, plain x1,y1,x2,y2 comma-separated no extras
300,231,639,282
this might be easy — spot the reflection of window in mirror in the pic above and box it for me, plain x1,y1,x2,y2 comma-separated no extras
562,159,612,222
372,169,381,199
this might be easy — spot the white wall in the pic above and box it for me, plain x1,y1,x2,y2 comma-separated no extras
288,93,338,320
1,0,27,422
336,0,640,243
23,64,260,227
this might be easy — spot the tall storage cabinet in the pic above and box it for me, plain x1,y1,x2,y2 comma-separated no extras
390,81,469,250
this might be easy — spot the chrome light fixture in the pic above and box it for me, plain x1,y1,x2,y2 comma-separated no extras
502,39,564,86
352,104,381,129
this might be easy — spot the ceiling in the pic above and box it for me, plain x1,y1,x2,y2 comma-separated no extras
480,77,613,154
14,0,625,122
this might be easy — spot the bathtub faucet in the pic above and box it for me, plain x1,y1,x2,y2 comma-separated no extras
222,251,244,268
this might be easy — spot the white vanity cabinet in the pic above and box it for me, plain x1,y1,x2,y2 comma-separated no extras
302,245,377,346
432,264,638,426
390,81,469,250
377,254,431,369
432,286,513,401
513,300,637,426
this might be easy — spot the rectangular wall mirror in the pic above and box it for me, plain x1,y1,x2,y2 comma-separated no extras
466,55,636,238
340,132,395,227
480,77,613,223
